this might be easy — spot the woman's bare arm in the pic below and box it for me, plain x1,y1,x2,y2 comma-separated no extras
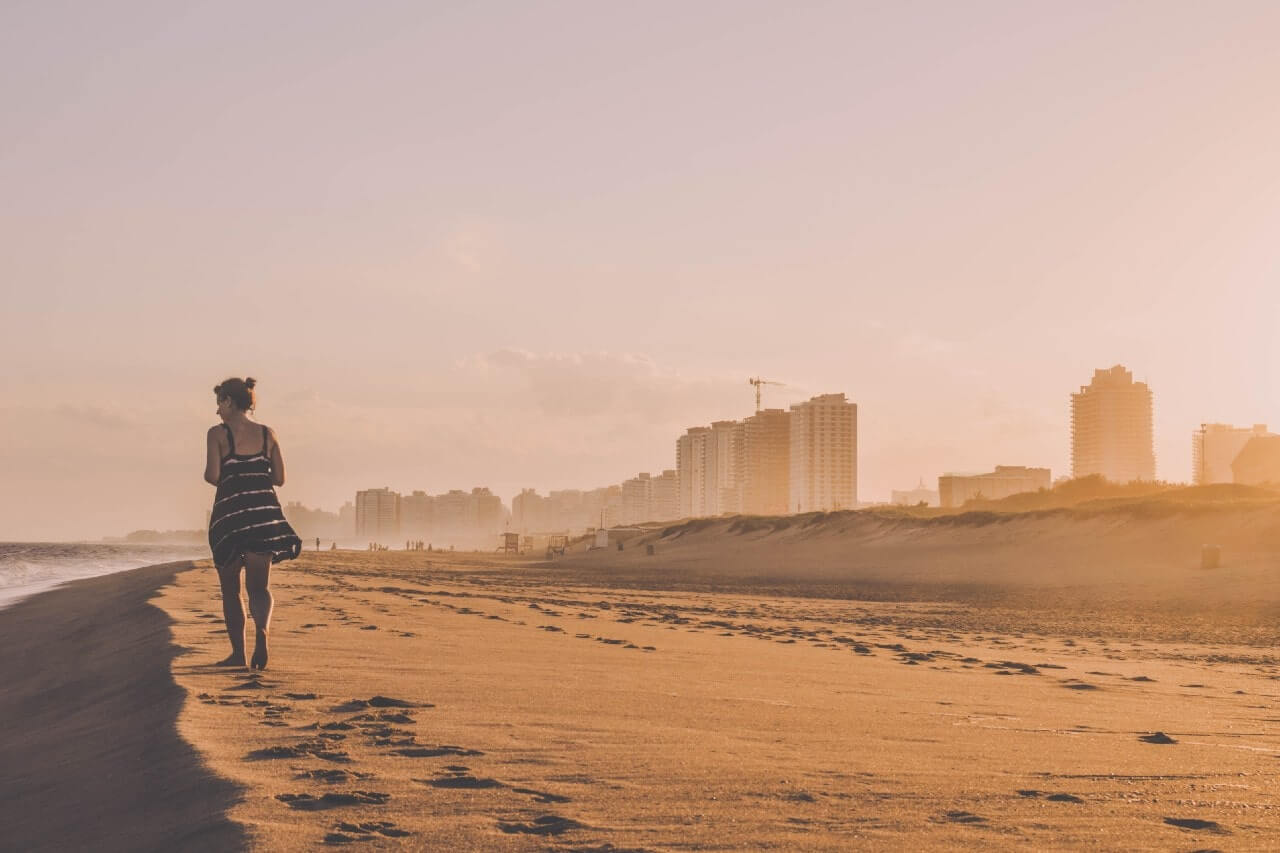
204,427,222,485
267,428,286,487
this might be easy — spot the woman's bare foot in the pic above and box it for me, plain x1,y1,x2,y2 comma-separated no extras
215,652,246,667
250,631,269,670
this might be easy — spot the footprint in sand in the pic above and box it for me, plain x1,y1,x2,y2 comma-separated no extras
275,791,390,810
510,787,571,804
322,821,411,843
248,740,352,763
985,661,1041,675
297,769,375,783
352,709,415,724
331,696,432,713
495,815,586,836
1139,731,1178,744
391,744,483,757
418,772,503,789
1163,816,1229,834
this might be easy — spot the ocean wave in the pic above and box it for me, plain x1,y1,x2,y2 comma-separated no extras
0,542,209,607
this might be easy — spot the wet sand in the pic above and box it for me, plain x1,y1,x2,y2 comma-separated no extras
0,561,244,852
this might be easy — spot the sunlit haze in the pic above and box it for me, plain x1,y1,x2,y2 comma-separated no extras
3,1,1278,540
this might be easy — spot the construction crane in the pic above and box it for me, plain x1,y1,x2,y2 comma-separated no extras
747,377,785,413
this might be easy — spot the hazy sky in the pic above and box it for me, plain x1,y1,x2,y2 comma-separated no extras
3,1,1278,540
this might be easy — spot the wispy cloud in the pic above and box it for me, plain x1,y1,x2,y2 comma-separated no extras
53,404,136,430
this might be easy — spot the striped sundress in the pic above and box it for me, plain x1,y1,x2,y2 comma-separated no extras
208,423,302,568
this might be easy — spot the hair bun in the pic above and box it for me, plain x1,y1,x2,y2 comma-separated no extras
245,377,257,389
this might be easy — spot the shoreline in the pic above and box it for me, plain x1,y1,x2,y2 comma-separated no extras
0,542,211,612
0,561,246,852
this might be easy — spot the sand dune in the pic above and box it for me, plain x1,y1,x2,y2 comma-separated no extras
557,505,1280,643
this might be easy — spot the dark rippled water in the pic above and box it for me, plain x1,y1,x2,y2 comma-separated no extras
0,542,209,609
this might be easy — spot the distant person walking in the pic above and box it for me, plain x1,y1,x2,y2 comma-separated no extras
204,377,301,670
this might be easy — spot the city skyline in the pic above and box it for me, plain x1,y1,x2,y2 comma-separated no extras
4,2,1278,540
7,358,1279,541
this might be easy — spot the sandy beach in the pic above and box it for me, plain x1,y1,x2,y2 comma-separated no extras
5,507,1280,850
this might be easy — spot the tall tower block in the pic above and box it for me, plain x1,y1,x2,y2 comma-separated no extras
1070,365,1155,483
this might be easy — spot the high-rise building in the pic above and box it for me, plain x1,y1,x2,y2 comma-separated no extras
511,488,547,533
739,408,791,515
337,501,356,539
401,490,435,539
710,420,742,515
650,469,679,522
434,490,470,538
938,466,1051,508
547,490,585,530
1070,365,1155,483
620,472,652,525
676,426,715,518
1232,436,1280,486
355,487,400,539
789,393,857,513
1192,423,1272,485
471,487,506,536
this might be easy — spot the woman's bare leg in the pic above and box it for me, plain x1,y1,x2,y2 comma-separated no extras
215,559,247,666
245,552,274,670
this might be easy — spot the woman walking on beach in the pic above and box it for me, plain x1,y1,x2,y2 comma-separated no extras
204,377,301,669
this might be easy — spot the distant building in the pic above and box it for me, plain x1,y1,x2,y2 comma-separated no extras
471,487,506,536
938,466,1051,509
1192,423,1272,485
710,420,742,515
434,489,470,537
789,393,857,513
280,499,340,537
891,479,939,507
401,490,435,539
676,426,715,518
337,501,356,539
620,472,652,526
282,502,342,540
1231,436,1280,486
1070,365,1155,483
548,490,585,530
355,487,400,539
511,488,548,533
599,485,623,528
580,485,621,530
739,408,791,515
650,469,679,522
